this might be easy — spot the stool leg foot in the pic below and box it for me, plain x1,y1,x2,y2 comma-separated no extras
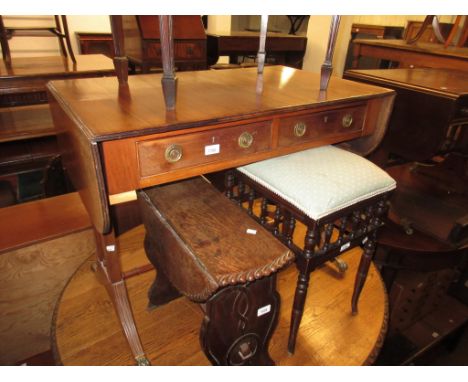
288,270,311,354
351,235,376,314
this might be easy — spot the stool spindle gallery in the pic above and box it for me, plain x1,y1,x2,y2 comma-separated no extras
227,145,396,353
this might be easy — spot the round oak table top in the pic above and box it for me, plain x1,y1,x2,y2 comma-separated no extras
53,225,388,366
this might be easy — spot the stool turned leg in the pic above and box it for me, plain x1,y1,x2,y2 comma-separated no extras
351,232,377,314
288,225,318,354
288,268,311,354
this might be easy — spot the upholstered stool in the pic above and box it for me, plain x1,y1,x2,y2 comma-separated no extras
225,145,396,353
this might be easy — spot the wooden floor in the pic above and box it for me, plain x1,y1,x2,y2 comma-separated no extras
53,225,388,366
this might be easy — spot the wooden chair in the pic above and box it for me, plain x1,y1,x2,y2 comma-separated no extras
226,145,396,354
0,15,75,65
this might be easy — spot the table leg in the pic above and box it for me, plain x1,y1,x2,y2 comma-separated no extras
94,229,150,366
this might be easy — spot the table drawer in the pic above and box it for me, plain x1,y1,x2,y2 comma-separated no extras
138,121,272,177
278,104,367,147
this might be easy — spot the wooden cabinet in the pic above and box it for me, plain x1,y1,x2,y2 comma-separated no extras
122,15,207,72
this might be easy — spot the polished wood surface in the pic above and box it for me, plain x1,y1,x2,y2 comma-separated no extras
0,104,54,143
0,192,91,254
404,21,455,45
0,54,114,79
207,31,307,68
345,68,468,97
352,39,468,70
49,95,110,236
53,224,387,366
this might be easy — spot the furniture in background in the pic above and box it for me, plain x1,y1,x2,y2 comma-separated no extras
76,32,114,58
120,15,207,73
350,39,468,70
207,31,307,69
344,68,468,168
0,15,75,64
405,16,468,48
0,54,115,203
344,67,468,364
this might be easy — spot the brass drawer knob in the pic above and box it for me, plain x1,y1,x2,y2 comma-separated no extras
342,114,353,128
238,132,254,148
293,122,307,137
165,144,183,163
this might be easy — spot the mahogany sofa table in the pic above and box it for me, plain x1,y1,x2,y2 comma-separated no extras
47,65,394,364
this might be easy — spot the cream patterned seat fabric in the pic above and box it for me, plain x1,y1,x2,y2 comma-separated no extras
237,145,396,220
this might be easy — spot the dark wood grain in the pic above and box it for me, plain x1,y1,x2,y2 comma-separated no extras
207,31,307,68
122,16,207,72
48,65,393,141
345,68,468,98
138,177,292,301
48,94,110,234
